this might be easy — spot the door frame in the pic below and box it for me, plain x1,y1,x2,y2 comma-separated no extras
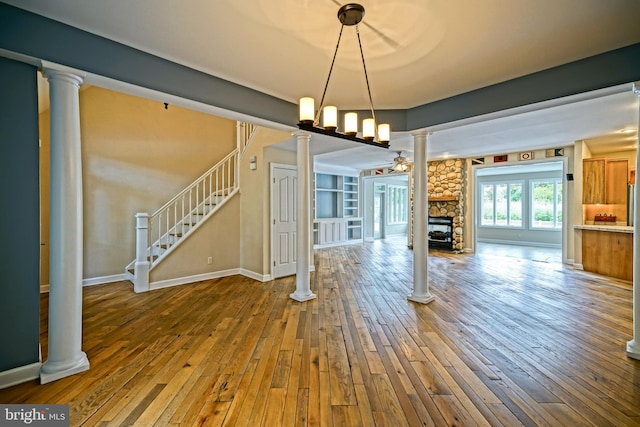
470,157,569,263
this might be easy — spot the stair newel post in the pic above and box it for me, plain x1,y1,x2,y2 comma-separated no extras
134,212,150,293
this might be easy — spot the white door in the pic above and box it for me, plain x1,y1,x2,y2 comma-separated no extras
271,165,297,278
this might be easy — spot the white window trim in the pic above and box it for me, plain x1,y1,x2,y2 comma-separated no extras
529,178,563,230
479,180,525,229
387,185,408,225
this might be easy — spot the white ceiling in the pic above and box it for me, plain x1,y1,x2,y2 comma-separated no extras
10,0,640,170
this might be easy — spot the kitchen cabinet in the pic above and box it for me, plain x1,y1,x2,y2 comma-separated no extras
605,159,628,204
582,158,628,204
580,227,633,281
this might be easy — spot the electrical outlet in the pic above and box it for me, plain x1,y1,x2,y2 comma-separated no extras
207,256,213,265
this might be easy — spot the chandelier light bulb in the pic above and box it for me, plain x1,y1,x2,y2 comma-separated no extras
363,118,375,140
344,112,358,136
378,123,390,143
323,106,337,131
299,97,315,124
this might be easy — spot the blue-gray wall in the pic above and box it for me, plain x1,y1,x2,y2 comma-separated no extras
0,56,41,372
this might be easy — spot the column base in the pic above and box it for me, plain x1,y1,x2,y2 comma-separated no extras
407,293,435,305
290,291,317,302
40,352,90,384
627,339,640,360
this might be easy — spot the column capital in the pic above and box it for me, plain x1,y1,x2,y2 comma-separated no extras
292,130,312,140
40,61,85,86
410,129,431,138
42,69,84,88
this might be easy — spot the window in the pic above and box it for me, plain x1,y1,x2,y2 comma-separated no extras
531,179,562,228
480,182,523,227
387,185,408,224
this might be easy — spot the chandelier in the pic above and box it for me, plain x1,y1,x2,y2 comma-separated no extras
393,151,409,172
298,3,390,148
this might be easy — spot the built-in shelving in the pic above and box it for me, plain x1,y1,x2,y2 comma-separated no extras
313,173,363,247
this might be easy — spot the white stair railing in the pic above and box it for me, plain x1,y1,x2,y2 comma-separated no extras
127,149,239,291
148,149,238,268
238,121,256,160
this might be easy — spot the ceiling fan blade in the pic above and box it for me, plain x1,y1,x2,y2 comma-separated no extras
362,20,400,49
328,0,400,49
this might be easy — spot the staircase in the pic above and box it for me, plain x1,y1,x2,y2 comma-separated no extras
126,122,256,292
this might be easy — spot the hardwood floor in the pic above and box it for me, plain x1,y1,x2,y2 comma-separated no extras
2,238,640,426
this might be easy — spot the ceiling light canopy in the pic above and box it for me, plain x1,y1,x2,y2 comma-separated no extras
298,3,390,149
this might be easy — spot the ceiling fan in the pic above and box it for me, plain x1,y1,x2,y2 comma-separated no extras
366,150,410,172
392,151,409,171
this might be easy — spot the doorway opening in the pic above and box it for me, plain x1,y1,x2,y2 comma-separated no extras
473,159,567,263
363,173,410,242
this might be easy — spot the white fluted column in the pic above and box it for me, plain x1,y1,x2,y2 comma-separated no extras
290,131,316,302
40,67,90,383
408,130,435,304
627,82,640,360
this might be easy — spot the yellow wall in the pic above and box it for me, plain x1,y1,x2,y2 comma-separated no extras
150,195,241,282
39,86,237,282
239,128,295,275
38,109,51,286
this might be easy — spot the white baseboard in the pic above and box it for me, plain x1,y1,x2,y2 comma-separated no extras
0,362,41,389
574,263,584,271
149,264,318,290
83,273,127,287
477,238,561,248
40,273,127,293
72,265,311,293
240,268,271,282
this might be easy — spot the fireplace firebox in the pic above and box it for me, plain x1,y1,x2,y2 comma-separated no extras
428,216,454,250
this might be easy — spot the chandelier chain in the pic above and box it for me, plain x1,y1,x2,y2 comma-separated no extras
315,24,345,125
356,24,378,138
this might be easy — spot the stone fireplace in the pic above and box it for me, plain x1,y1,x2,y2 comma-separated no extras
427,159,466,251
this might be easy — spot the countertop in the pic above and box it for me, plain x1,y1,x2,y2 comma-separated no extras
573,224,634,233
